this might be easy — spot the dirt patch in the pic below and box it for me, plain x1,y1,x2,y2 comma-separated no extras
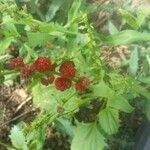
44,126,70,150
0,84,35,149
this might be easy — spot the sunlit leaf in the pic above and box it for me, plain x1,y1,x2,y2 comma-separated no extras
138,76,150,84
107,94,134,113
103,30,150,46
32,83,57,113
55,117,75,139
108,21,118,35
46,0,63,22
9,126,28,150
71,123,106,150
93,81,112,98
98,108,120,135
30,0,45,21
27,32,52,47
129,47,139,76
119,9,139,29
0,37,14,54
68,0,82,23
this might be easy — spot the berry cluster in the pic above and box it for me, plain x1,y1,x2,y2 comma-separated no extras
9,57,24,69
9,57,90,92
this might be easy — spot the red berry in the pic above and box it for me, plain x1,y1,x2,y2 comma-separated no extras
33,57,52,72
20,65,32,78
55,77,72,91
75,77,90,92
59,61,76,79
9,57,24,69
41,75,55,86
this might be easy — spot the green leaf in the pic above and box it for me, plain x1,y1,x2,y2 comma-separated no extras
68,0,82,24
30,0,45,21
27,32,52,47
137,81,150,114
71,123,106,150
136,12,147,28
55,88,81,113
93,81,112,98
0,37,13,54
107,94,134,113
9,126,28,150
66,23,78,50
103,30,150,46
46,0,63,22
39,22,66,34
55,117,75,139
15,24,27,36
146,100,150,121
36,126,46,150
63,96,81,113
119,9,139,29
108,21,118,35
98,108,120,135
146,55,150,67
76,33,90,47
15,0,23,9
52,0,73,24
20,44,38,63
136,86,150,101
129,47,139,76
32,83,57,113
138,76,150,84
2,15,19,37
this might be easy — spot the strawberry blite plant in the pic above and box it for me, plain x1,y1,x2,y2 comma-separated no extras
1,1,150,150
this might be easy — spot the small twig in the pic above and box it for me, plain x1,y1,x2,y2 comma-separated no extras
14,96,32,114
3,95,15,119
0,109,36,127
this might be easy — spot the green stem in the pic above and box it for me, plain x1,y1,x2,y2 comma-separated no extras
27,92,79,132
63,92,76,105
26,112,59,133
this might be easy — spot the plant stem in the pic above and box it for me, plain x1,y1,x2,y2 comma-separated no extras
63,92,76,105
